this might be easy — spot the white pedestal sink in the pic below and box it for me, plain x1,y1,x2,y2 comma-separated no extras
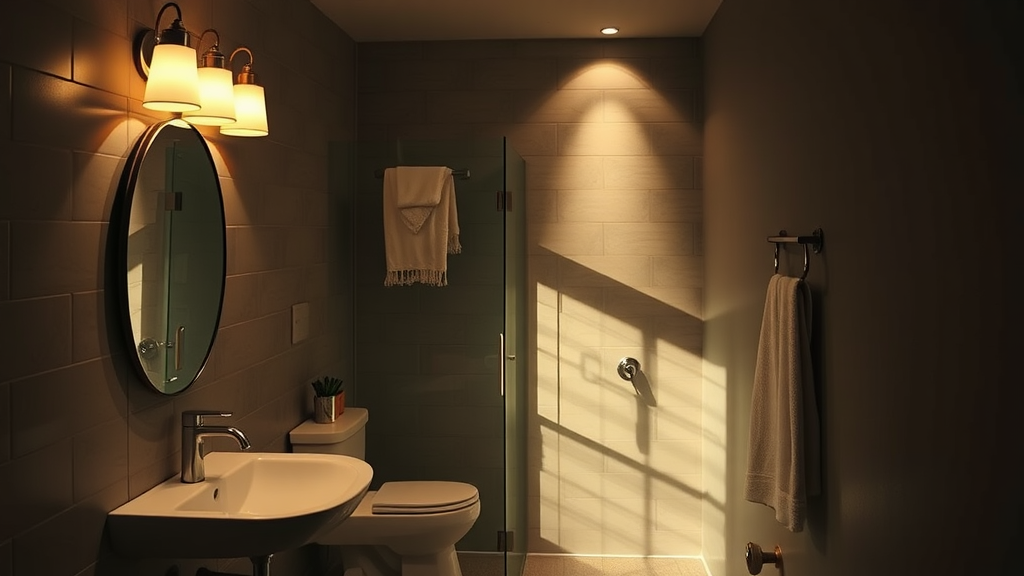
107,451,373,563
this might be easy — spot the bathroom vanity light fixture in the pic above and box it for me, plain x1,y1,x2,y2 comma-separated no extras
137,2,201,112
600,26,620,35
219,47,269,137
181,30,236,126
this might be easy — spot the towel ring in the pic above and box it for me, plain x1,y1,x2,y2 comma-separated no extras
770,228,823,280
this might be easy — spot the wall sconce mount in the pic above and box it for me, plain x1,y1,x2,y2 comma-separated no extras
135,2,200,112
133,2,269,136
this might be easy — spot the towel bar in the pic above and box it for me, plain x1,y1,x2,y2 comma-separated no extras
374,167,471,179
768,228,823,279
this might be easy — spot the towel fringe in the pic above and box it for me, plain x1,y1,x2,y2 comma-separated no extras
384,269,448,287
448,233,461,255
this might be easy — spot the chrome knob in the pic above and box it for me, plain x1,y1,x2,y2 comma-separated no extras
617,357,640,380
745,542,781,575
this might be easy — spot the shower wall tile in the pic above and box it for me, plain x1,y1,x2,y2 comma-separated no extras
359,91,428,125
530,222,605,256
651,189,703,223
605,223,696,256
361,59,469,91
605,89,698,123
557,189,650,223
526,156,605,190
604,156,695,189
557,59,653,89
509,89,604,124
605,38,700,59
474,58,560,91
427,90,514,123
558,123,651,156
652,256,705,288
651,122,705,156
558,255,652,288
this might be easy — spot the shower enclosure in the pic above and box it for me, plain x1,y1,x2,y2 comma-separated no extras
352,138,527,576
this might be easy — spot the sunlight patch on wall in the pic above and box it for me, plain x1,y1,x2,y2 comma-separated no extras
532,277,705,556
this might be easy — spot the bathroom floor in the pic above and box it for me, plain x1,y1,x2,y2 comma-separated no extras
458,553,709,576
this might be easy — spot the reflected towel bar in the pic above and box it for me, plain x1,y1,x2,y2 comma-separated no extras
374,167,471,179
768,228,823,279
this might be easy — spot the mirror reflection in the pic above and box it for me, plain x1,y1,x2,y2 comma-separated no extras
117,119,225,394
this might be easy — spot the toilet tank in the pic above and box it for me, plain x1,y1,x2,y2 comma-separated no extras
289,407,368,459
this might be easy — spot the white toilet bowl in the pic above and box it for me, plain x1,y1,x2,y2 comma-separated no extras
290,410,481,576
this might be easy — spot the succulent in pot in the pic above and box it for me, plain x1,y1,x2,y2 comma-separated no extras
311,377,345,423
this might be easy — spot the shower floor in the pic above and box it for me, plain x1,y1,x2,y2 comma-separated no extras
458,553,709,576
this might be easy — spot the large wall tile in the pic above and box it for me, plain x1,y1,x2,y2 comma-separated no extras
0,296,72,383
9,221,106,298
11,68,128,156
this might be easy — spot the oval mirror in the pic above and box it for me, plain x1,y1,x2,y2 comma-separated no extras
115,119,225,395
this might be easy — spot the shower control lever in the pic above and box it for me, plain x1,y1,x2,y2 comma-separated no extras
617,357,640,381
745,542,782,575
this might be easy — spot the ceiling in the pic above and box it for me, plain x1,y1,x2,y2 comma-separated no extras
310,0,723,42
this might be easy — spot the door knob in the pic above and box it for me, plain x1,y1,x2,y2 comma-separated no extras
745,542,781,575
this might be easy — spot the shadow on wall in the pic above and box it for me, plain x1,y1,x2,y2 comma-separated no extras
530,247,722,556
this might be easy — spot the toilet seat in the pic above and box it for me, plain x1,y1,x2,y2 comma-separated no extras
371,481,479,514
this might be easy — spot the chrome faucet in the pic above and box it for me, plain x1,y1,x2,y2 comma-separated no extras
181,410,251,483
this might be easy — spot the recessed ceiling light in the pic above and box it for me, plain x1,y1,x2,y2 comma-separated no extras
600,27,619,35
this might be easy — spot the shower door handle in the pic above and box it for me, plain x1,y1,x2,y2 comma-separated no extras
499,333,505,397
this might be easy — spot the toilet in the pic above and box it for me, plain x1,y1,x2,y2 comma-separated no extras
290,408,481,576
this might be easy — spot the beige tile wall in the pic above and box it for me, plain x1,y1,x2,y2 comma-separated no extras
357,38,704,556
0,1,355,575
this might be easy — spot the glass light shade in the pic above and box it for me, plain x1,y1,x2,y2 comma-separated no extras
220,83,268,137
143,43,201,112
182,66,236,125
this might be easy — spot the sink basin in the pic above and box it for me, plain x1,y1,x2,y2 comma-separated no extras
107,452,373,559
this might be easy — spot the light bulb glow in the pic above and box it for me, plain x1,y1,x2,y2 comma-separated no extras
220,83,268,137
601,27,619,35
143,43,201,112
182,66,237,125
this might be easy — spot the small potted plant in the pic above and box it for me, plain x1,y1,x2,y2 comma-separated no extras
311,376,345,423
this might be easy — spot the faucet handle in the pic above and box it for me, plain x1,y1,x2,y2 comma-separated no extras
182,410,233,427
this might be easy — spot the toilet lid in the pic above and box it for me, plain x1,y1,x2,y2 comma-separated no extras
371,481,479,514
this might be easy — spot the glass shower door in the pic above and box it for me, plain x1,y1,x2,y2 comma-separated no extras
353,136,526,575
503,139,527,576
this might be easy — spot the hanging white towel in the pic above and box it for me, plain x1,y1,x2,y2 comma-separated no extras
744,273,821,532
382,166,461,287
394,166,448,233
